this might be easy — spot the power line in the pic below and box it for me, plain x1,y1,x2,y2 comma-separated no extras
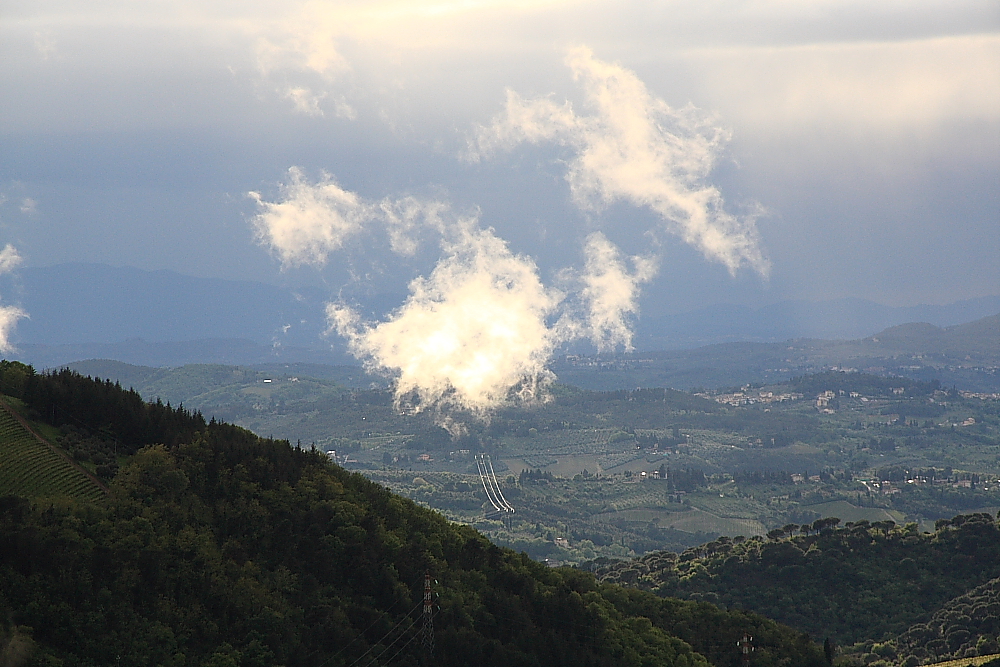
477,454,514,517
487,456,515,512
329,600,422,667
477,454,506,513
314,598,413,666
381,608,441,666
359,615,419,667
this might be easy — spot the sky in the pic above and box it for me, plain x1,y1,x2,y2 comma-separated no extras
1,1,999,394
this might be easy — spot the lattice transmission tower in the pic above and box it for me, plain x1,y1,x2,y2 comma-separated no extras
421,571,434,655
737,632,754,666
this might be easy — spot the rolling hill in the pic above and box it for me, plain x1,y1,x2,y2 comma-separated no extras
0,361,828,666
554,312,1000,392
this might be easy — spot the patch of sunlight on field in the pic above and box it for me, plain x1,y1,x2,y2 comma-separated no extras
661,508,767,537
926,653,1000,667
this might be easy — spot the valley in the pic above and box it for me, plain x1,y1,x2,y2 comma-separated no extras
64,358,1000,566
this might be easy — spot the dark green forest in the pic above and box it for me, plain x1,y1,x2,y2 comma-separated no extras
587,513,1000,663
0,362,826,667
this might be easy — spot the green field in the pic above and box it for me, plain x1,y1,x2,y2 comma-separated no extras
0,408,104,502
592,506,767,537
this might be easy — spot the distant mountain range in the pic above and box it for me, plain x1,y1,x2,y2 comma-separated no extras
0,263,354,367
635,295,1000,349
556,313,1000,392
2,262,999,369
36,314,1000,396
1,263,332,347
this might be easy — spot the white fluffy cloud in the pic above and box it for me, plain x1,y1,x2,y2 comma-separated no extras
251,168,592,416
472,47,770,276
0,245,23,274
249,167,371,267
316,198,662,414
577,232,656,352
0,306,27,353
250,168,664,414
249,168,453,267
0,244,26,352
329,221,562,414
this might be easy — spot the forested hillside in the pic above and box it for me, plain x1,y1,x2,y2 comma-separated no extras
588,513,1000,660
893,576,1000,665
0,361,826,667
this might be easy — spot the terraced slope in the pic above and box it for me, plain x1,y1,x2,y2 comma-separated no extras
0,406,104,502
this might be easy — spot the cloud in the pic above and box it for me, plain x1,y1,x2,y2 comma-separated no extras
282,87,357,119
0,306,27,353
254,164,674,416
254,7,351,81
576,232,656,352
683,33,1000,132
19,198,37,215
252,2,358,117
318,199,660,414
0,244,26,352
283,87,326,116
249,167,373,267
250,168,452,266
329,221,562,415
377,196,450,256
471,46,770,276
0,245,23,274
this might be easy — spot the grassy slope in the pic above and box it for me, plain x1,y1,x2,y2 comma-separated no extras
0,402,104,502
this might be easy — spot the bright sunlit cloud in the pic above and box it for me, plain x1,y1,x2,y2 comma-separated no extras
250,168,372,267
251,168,655,414
576,231,657,352
329,220,562,415
256,163,668,414
471,47,770,276
249,167,452,267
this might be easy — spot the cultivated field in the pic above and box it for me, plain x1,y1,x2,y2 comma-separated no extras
0,407,104,502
